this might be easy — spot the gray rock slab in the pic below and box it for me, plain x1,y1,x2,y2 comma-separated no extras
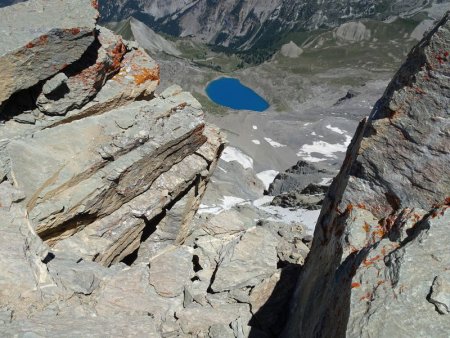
8,91,206,244
0,0,98,104
149,245,194,298
212,227,278,292
176,303,250,335
94,264,183,323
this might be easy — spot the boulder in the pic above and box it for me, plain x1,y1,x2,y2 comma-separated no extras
211,227,278,292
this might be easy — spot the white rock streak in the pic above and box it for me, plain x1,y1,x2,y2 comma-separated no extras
264,137,286,148
326,124,347,135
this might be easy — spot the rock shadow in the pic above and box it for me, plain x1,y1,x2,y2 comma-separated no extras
249,263,302,338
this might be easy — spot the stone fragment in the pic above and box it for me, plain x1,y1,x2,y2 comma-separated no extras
95,265,183,322
176,304,250,335
42,73,68,96
203,209,247,235
2,314,160,337
429,274,450,315
212,227,278,292
149,246,194,298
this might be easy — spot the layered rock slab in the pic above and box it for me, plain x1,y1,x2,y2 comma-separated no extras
0,1,227,336
283,12,450,338
0,0,98,105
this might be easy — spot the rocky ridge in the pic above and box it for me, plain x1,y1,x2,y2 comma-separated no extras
0,0,235,335
99,0,450,50
283,11,450,337
0,1,313,337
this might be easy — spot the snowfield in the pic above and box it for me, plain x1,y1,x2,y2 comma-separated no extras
256,170,279,190
220,146,254,169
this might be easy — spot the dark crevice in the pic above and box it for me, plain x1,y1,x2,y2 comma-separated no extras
249,264,303,337
0,83,42,121
192,254,203,272
39,213,99,244
119,211,165,266
62,37,100,79
120,175,202,266
121,250,139,266
206,263,220,294
41,252,55,264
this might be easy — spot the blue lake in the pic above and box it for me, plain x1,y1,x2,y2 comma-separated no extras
206,77,269,112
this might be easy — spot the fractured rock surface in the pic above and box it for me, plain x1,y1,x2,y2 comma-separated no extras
0,2,310,337
283,12,450,338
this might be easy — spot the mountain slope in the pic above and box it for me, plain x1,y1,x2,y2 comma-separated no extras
99,0,450,50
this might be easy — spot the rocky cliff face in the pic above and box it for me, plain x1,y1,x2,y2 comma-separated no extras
0,1,230,335
99,0,450,50
283,12,450,337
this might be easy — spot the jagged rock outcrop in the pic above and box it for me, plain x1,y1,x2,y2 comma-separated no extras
283,12,450,337
0,1,230,335
268,160,336,196
271,183,329,210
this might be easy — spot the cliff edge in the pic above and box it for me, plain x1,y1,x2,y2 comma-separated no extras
283,12,450,338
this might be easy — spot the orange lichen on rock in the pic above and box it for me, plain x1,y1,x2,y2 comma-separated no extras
39,35,48,44
111,41,127,70
360,292,372,301
134,66,160,85
25,35,48,49
346,204,354,213
66,28,81,35
351,282,361,289
372,224,386,240
362,222,371,233
363,255,382,267
91,0,99,9
414,86,426,94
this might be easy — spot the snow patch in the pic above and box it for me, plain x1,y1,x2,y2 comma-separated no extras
198,196,249,215
253,197,320,233
319,177,333,185
221,147,253,169
296,135,352,161
252,140,261,145
253,125,258,130
264,137,286,148
256,170,279,190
